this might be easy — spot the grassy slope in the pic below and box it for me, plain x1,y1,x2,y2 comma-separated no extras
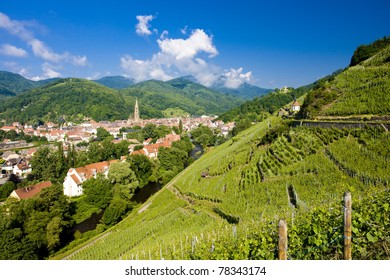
302,45,390,118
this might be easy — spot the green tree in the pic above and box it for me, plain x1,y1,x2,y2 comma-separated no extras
96,127,112,141
0,181,16,200
30,146,55,181
172,137,193,153
158,147,188,173
46,216,63,252
102,197,131,226
155,125,171,139
87,142,104,163
82,176,113,209
115,140,130,158
142,124,158,140
101,139,116,161
108,162,139,199
127,154,153,187
4,129,17,141
24,211,51,256
231,118,252,137
179,119,183,134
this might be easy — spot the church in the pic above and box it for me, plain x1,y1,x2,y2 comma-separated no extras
127,99,141,125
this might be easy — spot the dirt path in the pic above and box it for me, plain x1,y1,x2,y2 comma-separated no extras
137,202,151,213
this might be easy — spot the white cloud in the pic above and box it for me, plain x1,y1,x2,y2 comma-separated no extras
222,67,252,88
135,15,154,36
0,12,33,41
30,63,61,81
122,27,254,87
121,55,173,82
0,44,28,57
28,39,64,62
157,29,218,60
0,12,88,66
121,29,222,85
71,55,88,66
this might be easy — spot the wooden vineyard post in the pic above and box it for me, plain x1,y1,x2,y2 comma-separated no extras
344,192,352,260
278,219,288,260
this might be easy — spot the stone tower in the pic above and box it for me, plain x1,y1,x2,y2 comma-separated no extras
127,98,140,125
134,99,140,123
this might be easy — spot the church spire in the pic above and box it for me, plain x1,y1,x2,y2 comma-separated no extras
127,98,141,125
134,98,140,123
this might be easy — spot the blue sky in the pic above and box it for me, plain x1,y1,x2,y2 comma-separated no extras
0,0,389,88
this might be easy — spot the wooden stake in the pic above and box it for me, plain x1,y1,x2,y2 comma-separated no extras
344,192,352,260
278,219,288,260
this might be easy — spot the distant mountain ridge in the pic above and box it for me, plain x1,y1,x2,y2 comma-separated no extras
0,75,246,123
213,82,272,100
122,77,245,117
0,71,59,98
94,76,135,89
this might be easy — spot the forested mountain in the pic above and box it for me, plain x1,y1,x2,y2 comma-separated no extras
0,76,245,123
0,78,132,123
212,82,272,100
0,71,59,98
94,76,135,89
0,71,37,98
122,78,245,116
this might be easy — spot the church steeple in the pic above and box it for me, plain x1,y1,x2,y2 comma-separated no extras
127,98,141,125
134,98,140,123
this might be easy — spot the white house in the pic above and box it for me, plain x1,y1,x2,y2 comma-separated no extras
291,100,301,112
63,160,117,197
12,159,32,178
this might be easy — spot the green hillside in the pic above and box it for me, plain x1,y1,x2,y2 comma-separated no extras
0,71,38,97
122,79,245,116
0,71,59,98
301,44,390,119
218,85,313,122
350,36,390,66
0,77,245,123
94,76,135,89
0,78,132,123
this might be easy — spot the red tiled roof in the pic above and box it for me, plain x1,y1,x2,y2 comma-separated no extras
71,174,81,185
13,181,52,200
292,100,301,106
74,160,116,180
131,149,146,156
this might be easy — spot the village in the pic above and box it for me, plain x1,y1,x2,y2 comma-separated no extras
0,108,235,201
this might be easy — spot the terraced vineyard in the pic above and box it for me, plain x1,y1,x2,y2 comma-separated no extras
58,116,389,260
302,45,390,118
